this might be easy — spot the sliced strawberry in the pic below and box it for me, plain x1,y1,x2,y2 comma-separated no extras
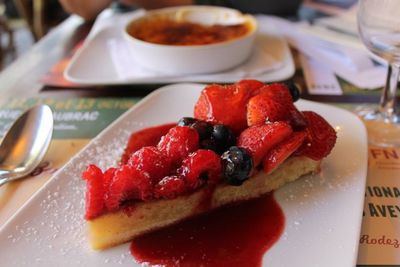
192,86,212,124
105,165,153,211
237,79,265,96
237,122,292,166
257,83,294,107
263,131,307,174
178,149,222,189
296,111,337,160
247,93,289,126
246,83,308,129
246,83,296,127
82,164,105,220
260,83,307,130
157,126,199,167
154,176,187,199
193,84,251,133
120,123,175,165
128,146,171,184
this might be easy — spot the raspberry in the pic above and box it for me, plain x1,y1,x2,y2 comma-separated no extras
103,167,116,193
105,165,153,211
157,126,199,166
178,149,222,189
154,176,187,199
82,164,105,220
128,146,171,184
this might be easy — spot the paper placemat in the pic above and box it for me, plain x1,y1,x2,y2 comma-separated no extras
0,98,399,265
357,146,400,265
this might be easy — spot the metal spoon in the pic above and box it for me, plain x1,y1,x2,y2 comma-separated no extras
0,105,53,186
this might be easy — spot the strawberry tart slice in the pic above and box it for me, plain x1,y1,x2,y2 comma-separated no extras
82,80,337,250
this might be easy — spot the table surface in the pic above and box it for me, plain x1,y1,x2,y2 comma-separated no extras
0,9,398,267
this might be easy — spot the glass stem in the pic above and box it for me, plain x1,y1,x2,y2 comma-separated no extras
379,63,400,120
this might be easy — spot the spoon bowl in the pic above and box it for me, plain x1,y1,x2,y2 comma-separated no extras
0,105,53,186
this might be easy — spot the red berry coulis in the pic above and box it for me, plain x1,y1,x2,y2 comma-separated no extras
130,194,284,267
120,123,175,165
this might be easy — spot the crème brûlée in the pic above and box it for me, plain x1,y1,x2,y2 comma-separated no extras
82,80,336,250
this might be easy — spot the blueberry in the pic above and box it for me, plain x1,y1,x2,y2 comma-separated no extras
221,146,253,186
285,82,301,102
177,117,198,127
200,138,217,151
211,124,236,154
191,120,213,140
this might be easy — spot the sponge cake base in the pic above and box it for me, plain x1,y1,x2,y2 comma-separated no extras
88,156,320,250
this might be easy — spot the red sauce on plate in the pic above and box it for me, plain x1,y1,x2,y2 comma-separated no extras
120,123,175,165
130,194,285,267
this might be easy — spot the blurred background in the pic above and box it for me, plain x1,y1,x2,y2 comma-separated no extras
0,0,67,69
0,0,356,71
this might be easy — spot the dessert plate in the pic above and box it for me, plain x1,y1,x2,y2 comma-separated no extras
0,84,367,266
64,12,295,85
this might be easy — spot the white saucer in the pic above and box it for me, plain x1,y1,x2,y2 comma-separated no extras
64,12,295,85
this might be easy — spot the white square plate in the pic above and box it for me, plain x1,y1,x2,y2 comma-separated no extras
64,12,295,85
0,84,367,266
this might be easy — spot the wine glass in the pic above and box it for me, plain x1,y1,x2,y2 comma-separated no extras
356,0,400,147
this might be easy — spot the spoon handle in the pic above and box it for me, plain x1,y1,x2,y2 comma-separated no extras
0,170,11,186
0,178,8,187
